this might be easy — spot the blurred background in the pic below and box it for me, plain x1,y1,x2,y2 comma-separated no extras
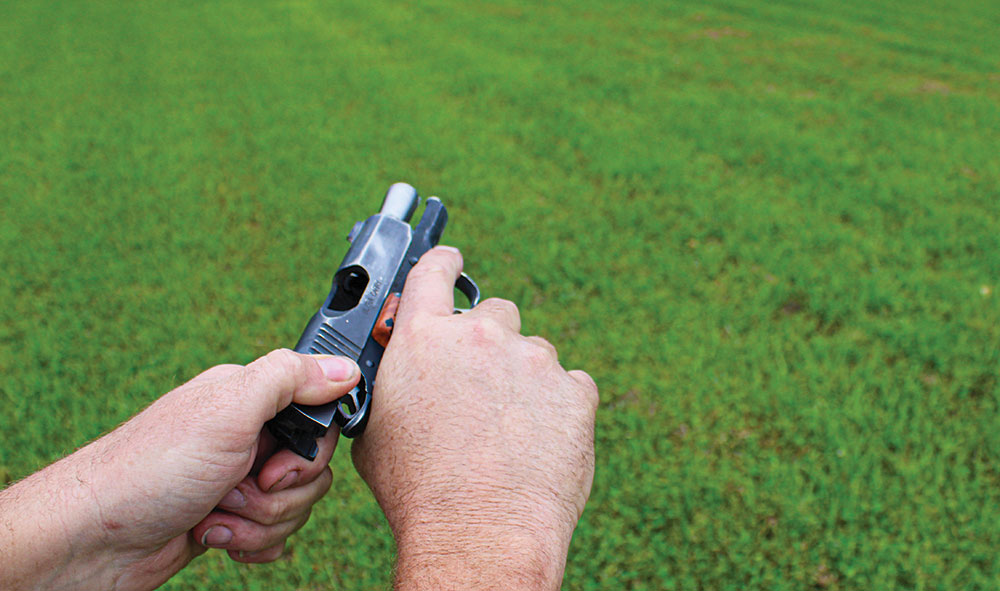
1,0,998,588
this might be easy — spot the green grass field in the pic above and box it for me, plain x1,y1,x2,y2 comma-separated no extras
2,0,999,588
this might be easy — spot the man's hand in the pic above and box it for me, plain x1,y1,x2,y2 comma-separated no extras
0,350,360,591
352,246,599,590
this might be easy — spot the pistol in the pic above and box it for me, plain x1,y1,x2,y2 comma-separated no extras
267,183,480,460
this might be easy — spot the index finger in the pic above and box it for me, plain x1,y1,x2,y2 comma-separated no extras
395,246,464,323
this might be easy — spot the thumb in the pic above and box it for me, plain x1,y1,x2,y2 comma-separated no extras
219,349,360,429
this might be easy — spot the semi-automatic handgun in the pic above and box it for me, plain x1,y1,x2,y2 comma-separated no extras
267,183,480,460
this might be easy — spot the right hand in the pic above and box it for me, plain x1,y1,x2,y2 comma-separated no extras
351,246,599,590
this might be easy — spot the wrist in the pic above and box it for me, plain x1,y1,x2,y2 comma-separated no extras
390,504,570,591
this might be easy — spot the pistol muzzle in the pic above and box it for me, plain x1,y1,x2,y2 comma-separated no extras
380,182,419,221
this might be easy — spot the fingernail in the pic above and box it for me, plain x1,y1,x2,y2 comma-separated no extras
270,469,300,493
218,487,245,510
202,526,233,547
434,245,460,254
315,356,357,381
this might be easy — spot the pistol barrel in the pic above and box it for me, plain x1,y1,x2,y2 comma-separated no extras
380,183,419,221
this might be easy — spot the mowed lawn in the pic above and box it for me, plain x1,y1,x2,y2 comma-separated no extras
1,0,998,589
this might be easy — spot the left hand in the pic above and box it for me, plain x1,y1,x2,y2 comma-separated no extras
0,349,359,591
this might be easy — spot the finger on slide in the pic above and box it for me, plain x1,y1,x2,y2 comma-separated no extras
395,246,464,324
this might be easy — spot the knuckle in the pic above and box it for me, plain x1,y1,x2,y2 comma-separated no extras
483,297,519,314
234,525,273,552
294,508,312,532
583,384,600,412
256,497,291,526
262,348,301,373
409,262,450,281
264,542,287,561
483,298,521,326
469,315,507,343
529,335,558,356
572,369,599,392
318,467,333,493
524,339,557,369
424,246,462,266
238,349,298,388
587,388,599,412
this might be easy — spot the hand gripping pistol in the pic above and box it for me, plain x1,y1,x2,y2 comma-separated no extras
267,183,480,460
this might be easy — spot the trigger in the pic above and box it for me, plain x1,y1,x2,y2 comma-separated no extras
372,293,401,347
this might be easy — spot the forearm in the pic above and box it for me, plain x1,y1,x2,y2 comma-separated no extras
0,449,118,590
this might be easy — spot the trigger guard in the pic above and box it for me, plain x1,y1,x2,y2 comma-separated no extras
454,273,481,313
